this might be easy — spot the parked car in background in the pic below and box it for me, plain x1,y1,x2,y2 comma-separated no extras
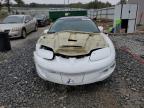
34,14,50,27
0,15,38,38
34,16,116,85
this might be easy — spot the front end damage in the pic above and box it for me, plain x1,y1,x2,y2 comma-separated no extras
34,31,116,85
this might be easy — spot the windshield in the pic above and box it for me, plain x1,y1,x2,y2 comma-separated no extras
35,15,44,19
49,18,100,33
3,16,24,24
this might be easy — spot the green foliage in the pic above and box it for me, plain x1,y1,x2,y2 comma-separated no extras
4,0,10,12
70,2,87,8
70,1,112,9
0,3,2,10
14,0,24,6
19,1,112,9
0,8,8,19
1,0,24,12
118,0,127,4
1,0,112,10
24,3,69,8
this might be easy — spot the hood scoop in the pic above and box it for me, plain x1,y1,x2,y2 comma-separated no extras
68,39,77,42
62,45,82,48
62,38,81,48
39,31,108,56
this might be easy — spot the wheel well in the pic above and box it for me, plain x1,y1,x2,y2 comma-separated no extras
22,27,26,32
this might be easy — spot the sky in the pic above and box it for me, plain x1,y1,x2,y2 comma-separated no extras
12,0,120,5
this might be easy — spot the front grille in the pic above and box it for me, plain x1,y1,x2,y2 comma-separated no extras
38,20,42,23
4,30,10,33
56,53,88,59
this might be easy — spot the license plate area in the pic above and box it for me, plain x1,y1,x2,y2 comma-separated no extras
61,73,84,84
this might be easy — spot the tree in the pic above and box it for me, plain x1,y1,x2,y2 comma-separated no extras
0,0,2,10
86,1,112,9
118,0,127,4
29,3,38,7
70,1,112,9
4,0,24,12
14,0,24,6
5,0,10,12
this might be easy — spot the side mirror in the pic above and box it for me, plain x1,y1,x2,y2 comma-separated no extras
98,26,104,32
25,20,29,23
43,29,49,34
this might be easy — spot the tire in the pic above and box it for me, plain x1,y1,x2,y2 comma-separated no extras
45,20,48,26
34,25,38,32
21,29,27,39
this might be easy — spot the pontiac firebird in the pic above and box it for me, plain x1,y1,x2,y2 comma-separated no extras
34,16,116,85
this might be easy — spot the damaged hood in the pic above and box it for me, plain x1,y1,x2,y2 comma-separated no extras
38,31,108,56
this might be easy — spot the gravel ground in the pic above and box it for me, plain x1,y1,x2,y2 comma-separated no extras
0,52,13,63
110,34,144,55
0,30,144,108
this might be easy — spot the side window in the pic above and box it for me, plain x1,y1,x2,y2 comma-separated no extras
28,16,33,21
25,16,29,22
25,16,32,22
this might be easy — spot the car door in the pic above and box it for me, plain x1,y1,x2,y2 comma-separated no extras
45,16,48,24
29,16,36,31
24,16,31,33
27,15,34,32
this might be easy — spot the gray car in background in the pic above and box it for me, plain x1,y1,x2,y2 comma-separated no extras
0,15,38,38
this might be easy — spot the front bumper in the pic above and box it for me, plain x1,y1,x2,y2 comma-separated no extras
34,52,116,85
9,31,21,38
37,20,45,26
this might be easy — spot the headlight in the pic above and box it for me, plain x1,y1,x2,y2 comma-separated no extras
11,27,21,32
89,47,111,61
36,44,54,60
0,29,3,32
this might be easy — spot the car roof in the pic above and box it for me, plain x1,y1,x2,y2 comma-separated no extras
8,15,29,17
35,14,46,16
59,16,91,20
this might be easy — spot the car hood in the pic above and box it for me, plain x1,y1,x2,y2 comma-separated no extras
0,23,23,30
38,31,109,56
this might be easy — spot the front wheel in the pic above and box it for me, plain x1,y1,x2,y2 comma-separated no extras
34,25,38,32
21,29,27,39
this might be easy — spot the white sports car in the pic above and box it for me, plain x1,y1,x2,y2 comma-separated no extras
34,16,116,85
